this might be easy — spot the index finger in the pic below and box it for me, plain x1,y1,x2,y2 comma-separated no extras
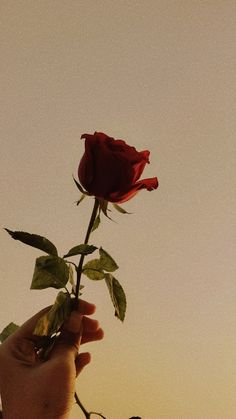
73,299,96,315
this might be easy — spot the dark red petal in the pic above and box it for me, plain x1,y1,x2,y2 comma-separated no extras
139,150,150,163
135,176,159,191
94,132,112,141
78,138,95,187
109,177,158,203
132,151,150,183
81,133,95,141
80,133,135,197
90,151,134,197
107,138,146,165
79,132,158,203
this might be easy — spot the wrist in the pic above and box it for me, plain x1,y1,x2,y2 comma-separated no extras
2,410,69,419
2,401,69,419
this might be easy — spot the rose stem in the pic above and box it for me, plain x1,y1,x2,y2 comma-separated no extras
74,392,106,418
73,197,102,418
74,197,100,301
74,392,90,418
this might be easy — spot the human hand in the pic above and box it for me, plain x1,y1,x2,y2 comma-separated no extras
0,299,104,419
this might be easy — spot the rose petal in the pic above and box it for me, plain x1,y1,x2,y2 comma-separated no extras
132,151,150,183
80,133,135,198
78,132,158,203
78,141,95,188
109,177,158,203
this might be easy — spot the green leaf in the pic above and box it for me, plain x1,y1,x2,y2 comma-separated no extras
82,248,118,280
33,291,72,336
73,176,87,194
31,255,69,290
112,203,131,214
100,200,113,220
63,244,97,258
91,213,101,232
4,229,58,256
100,200,108,216
83,259,105,280
0,322,20,343
99,248,119,272
76,193,86,206
67,263,75,291
105,274,127,321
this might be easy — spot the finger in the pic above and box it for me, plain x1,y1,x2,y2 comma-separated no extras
57,315,102,345
50,325,83,360
63,313,83,334
81,327,104,345
73,299,96,315
50,313,102,359
83,316,100,332
75,352,91,376
65,313,100,334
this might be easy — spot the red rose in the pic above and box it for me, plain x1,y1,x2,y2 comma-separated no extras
78,132,158,203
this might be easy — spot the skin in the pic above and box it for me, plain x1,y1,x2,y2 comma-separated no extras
0,299,104,419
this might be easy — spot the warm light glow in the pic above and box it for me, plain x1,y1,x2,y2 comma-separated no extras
0,2,235,418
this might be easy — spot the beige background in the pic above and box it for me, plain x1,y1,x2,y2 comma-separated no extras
0,1,235,418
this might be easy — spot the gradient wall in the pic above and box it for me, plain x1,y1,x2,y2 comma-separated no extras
0,1,235,418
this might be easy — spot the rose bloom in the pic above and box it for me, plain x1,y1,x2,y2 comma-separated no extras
78,132,158,204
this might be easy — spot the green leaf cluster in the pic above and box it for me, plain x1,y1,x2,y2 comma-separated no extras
82,248,126,321
83,248,118,280
4,228,127,324
4,229,74,292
